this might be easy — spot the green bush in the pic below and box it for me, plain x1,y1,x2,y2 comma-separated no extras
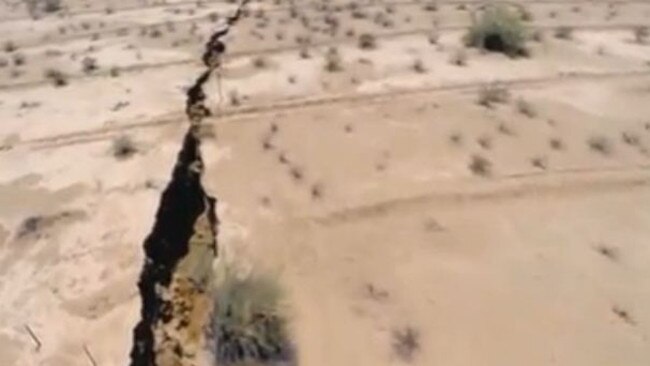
213,270,293,365
465,5,528,57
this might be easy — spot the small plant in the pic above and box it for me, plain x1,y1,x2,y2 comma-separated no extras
549,138,564,151
43,0,62,13
464,4,528,57
3,40,17,53
530,156,547,170
12,53,25,66
516,97,536,118
633,26,648,44
554,26,573,40
427,29,440,45
228,89,241,106
324,47,343,72
621,131,640,146
588,135,613,156
468,154,492,176
530,30,544,42
213,270,293,365
449,132,463,145
423,1,438,12
477,82,510,107
109,66,120,77
44,68,68,87
252,55,268,69
477,135,492,150
392,326,420,362
412,58,426,73
299,46,311,59
81,56,98,74
358,33,377,50
520,7,534,22
111,135,137,159
449,48,467,66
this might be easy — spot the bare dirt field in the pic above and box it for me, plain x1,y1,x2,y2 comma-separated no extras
1,0,650,365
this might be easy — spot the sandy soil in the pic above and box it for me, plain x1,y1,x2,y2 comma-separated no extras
1,0,650,365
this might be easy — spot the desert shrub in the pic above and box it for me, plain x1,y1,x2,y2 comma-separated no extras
468,154,492,176
324,47,343,72
477,135,492,150
229,89,241,106
634,26,648,44
44,68,67,87
554,26,573,40
530,156,547,169
587,135,612,156
0,57,8,68
81,56,98,74
549,137,564,150
252,55,268,69
449,48,467,66
423,1,438,12
464,5,528,57
427,29,439,44
477,82,510,107
621,131,640,146
43,0,62,13
520,7,533,22
516,97,536,117
299,46,311,59
109,66,120,77
213,270,293,366
392,327,420,362
412,58,426,73
111,135,137,159
530,29,544,42
3,41,17,53
358,33,377,50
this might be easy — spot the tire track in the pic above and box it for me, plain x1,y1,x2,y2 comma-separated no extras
0,20,646,92
307,165,650,226
12,68,650,151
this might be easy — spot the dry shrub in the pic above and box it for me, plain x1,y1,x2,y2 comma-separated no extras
477,82,510,107
516,98,536,118
392,327,420,362
111,135,137,159
252,55,269,69
587,135,613,156
213,269,293,365
465,4,528,57
469,154,492,176
324,47,343,72
449,48,467,66
555,26,573,40
412,58,426,73
358,33,377,50
44,68,68,87
81,56,98,74
633,26,648,44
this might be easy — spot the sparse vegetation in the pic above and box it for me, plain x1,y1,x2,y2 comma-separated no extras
449,48,467,66
3,41,17,53
477,135,492,150
252,55,268,69
427,29,440,45
469,154,492,176
392,326,420,362
412,58,427,73
81,56,98,74
324,47,343,72
109,66,120,77
530,156,547,170
516,98,536,118
477,82,510,107
555,26,574,40
213,270,293,365
633,26,649,44
12,53,25,66
588,135,613,156
621,131,640,146
111,135,137,159
44,68,68,87
228,89,241,106
358,33,377,50
549,138,564,151
464,5,528,57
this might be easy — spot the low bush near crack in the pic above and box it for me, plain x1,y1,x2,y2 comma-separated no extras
465,5,528,57
111,134,137,159
213,270,293,366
